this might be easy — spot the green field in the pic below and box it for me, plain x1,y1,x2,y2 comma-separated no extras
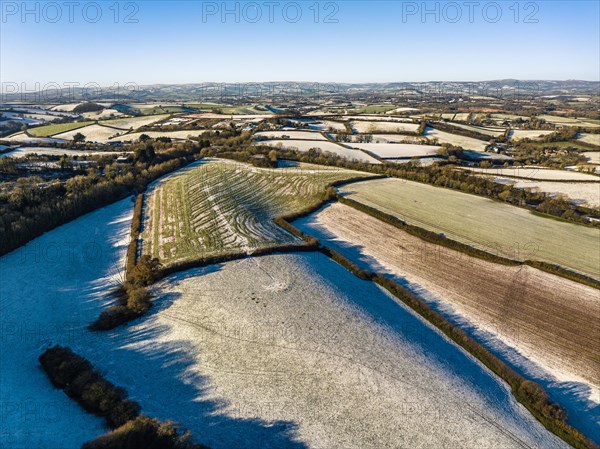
138,106,188,115
142,159,369,264
339,178,600,278
27,121,94,137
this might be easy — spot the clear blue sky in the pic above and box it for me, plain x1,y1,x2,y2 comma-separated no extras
1,1,599,86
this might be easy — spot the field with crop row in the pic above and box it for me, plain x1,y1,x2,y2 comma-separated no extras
142,159,369,264
339,178,600,278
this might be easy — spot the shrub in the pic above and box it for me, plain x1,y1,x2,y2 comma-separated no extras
82,416,210,449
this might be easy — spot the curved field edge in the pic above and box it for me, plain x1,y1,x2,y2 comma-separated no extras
338,195,600,289
286,212,598,449
294,202,600,440
338,178,600,283
138,159,378,267
143,253,569,449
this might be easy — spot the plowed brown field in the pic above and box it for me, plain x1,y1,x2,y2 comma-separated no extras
296,203,600,391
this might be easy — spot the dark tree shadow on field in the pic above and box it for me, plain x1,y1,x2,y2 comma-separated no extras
82,263,309,449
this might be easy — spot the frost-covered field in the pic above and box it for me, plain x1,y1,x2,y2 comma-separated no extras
0,146,126,158
578,134,600,147
100,114,170,130
307,120,347,132
4,132,67,144
54,124,126,142
584,152,600,164
0,199,133,448
339,178,600,278
344,115,413,122
257,140,381,164
142,159,368,264
81,109,125,120
351,121,420,134
254,131,327,141
467,166,600,181
447,122,506,137
295,204,600,439
500,179,600,208
508,130,554,141
87,252,571,449
110,130,209,142
348,143,440,158
424,127,488,150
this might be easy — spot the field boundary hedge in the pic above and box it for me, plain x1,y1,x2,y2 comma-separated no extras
338,195,600,289
39,345,210,449
125,194,144,276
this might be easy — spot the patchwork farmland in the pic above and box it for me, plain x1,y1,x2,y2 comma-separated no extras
295,203,600,431
339,178,600,278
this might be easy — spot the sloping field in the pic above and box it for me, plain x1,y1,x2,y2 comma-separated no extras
351,121,420,134
584,152,600,164
27,121,94,137
339,178,600,278
81,108,125,120
307,120,347,132
467,167,600,181
579,134,600,147
257,139,381,164
110,130,209,142
142,159,369,264
0,199,133,448
88,252,570,449
348,143,441,158
254,130,327,141
0,147,124,158
508,129,554,141
424,127,488,150
4,132,67,144
99,114,169,130
295,204,600,438
365,134,427,144
54,124,125,142
344,115,413,122
448,122,507,137
507,180,600,208
538,115,600,128
296,203,600,390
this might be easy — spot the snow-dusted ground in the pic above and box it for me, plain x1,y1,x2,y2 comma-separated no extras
0,186,580,449
0,198,134,448
77,253,569,449
348,143,441,158
256,140,381,164
254,131,327,141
